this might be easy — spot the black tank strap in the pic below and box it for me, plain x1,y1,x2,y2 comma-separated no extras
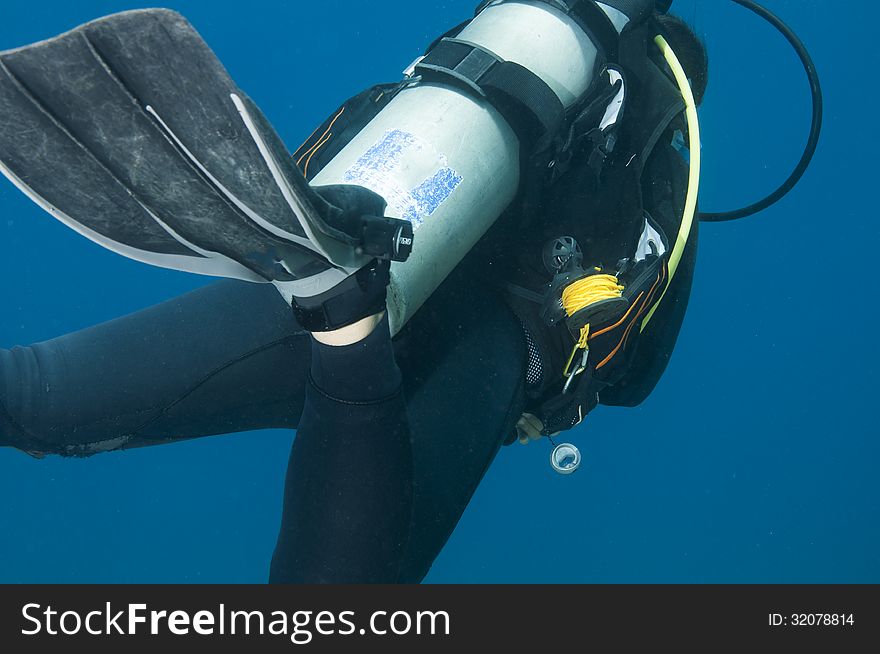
415,38,565,150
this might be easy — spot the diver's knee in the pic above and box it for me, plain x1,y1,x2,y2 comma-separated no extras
0,344,77,457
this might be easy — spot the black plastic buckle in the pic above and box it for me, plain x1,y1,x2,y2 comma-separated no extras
356,215,414,263
414,38,502,99
585,127,617,179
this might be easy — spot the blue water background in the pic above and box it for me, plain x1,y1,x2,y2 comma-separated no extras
0,0,876,582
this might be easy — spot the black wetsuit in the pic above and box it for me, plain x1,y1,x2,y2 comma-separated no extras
0,262,526,583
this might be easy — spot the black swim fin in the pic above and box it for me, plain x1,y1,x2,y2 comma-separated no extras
0,9,410,301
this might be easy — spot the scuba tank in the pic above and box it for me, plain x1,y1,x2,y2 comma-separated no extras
309,0,649,334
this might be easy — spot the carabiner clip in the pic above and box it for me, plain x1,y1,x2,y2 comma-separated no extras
562,345,590,394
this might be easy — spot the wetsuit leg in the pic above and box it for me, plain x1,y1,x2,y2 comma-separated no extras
396,270,527,582
0,281,310,455
269,316,414,583
268,267,527,583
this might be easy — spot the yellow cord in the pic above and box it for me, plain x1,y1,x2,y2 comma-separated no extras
641,34,702,329
561,274,624,377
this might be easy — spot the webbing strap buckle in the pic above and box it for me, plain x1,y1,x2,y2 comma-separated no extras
414,38,565,149
415,38,503,99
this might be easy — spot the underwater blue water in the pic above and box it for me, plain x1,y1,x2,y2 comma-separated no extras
0,0,876,583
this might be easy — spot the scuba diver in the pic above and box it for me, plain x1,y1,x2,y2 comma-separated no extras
0,0,820,582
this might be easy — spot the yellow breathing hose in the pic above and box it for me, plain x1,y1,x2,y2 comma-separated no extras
641,34,702,330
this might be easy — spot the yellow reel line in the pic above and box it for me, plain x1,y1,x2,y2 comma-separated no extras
560,273,625,379
641,34,702,330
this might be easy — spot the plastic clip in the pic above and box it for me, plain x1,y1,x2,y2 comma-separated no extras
562,345,590,394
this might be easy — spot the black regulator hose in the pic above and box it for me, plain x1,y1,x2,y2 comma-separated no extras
699,0,824,223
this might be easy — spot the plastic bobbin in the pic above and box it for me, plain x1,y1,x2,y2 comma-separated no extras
550,442,581,475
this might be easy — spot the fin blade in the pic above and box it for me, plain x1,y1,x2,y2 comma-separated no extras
0,9,343,284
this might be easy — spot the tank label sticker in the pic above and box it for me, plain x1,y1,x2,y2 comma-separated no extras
342,129,462,229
